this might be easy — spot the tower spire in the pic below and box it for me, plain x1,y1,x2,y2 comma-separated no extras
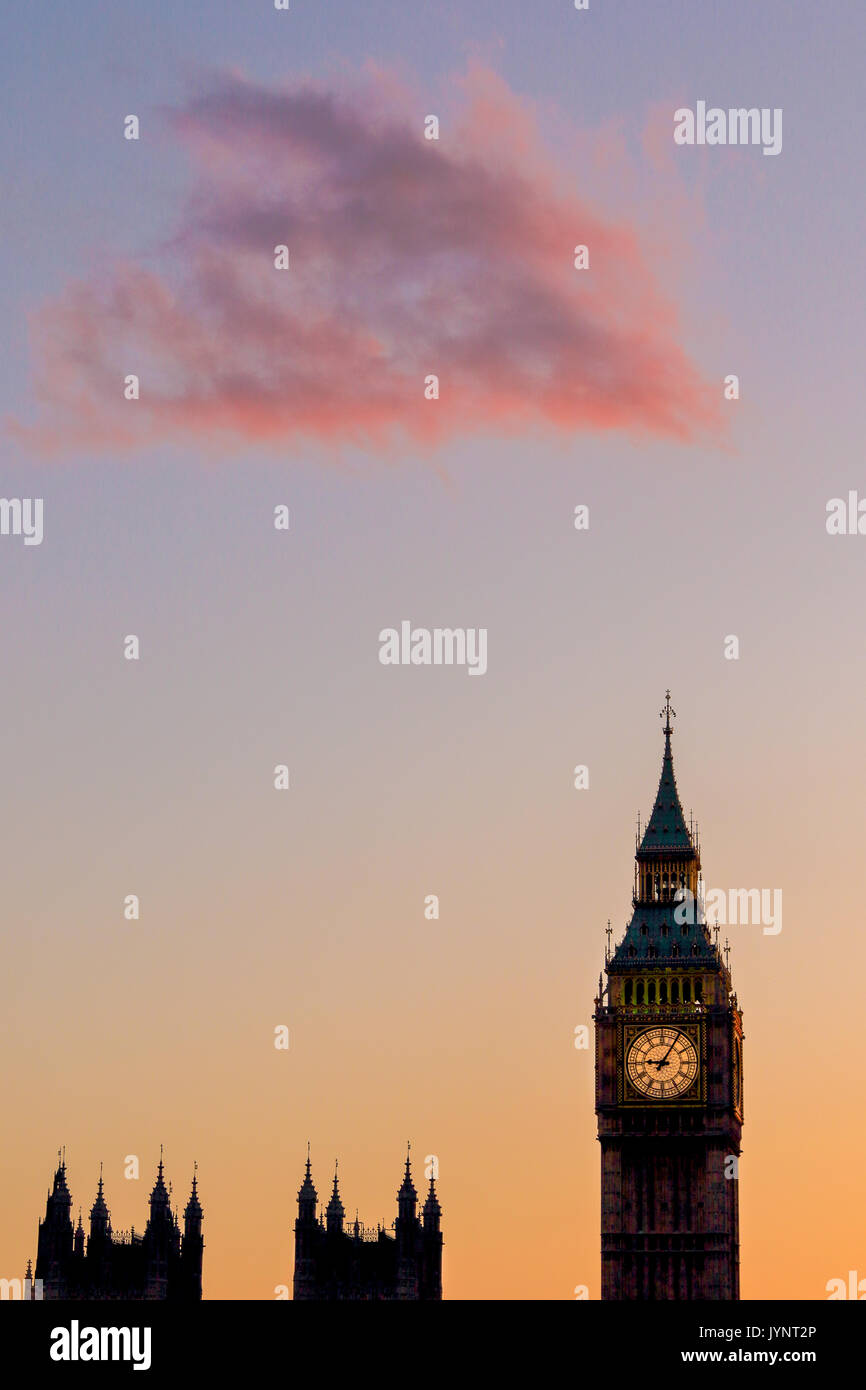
90,1162,110,1239
184,1163,202,1222
423,1170,441,1230
325,1159,344,1233
397,1145,417,1218
614,698,713,965
638,691,692,855
149,1149,171,1221
297,1146,318,1225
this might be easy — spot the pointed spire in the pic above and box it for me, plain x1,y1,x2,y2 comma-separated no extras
638,691,693,853
423,1172,441,1220
48,1151,72,1217
612,698,716,967
90,1160,110,1235
332,1164,342,1202
149,1149,171,1213
300,1145,316,1190
184,1163,202,1220
298,1144,318,1220
397,1144,418,1224
399,1142,416,1196
325,1159,344,1233
73,1204,86,1256
53,1149,70,1195
328,1159,342,1202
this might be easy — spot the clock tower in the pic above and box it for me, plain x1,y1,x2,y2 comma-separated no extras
595,695,743,1300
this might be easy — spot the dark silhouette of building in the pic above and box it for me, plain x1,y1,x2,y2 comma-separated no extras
33,1150,203,1300
293,1149,442,1299
595,695,743,1299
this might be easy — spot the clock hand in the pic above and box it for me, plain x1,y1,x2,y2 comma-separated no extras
658,1033,682,1066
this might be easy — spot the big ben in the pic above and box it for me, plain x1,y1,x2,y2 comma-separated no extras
595,694,743,1300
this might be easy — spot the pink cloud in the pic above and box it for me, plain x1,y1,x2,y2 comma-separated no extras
12,65,724,456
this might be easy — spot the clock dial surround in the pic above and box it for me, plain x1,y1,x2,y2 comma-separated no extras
625,1026,699,1100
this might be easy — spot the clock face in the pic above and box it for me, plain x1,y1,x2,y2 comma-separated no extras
626,1027,699,1100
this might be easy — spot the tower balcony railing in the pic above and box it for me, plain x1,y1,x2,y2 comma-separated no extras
595,1001,706,1018
633,890,693,905
618,1001,705,1015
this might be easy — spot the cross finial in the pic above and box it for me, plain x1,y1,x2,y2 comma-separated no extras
660,689,676,735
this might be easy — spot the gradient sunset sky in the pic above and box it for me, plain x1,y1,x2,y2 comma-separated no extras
1,1,864,1299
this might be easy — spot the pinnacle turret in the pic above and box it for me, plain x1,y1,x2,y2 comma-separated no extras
325,1162,344,1234
51,1152,71,1202
184,1166,202,1223
397,1145,418,1224
73,1208,85,1257
422,1175,441,1231
89,1163,110,1238
148,1147,172,1224
297,1144,318,1224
